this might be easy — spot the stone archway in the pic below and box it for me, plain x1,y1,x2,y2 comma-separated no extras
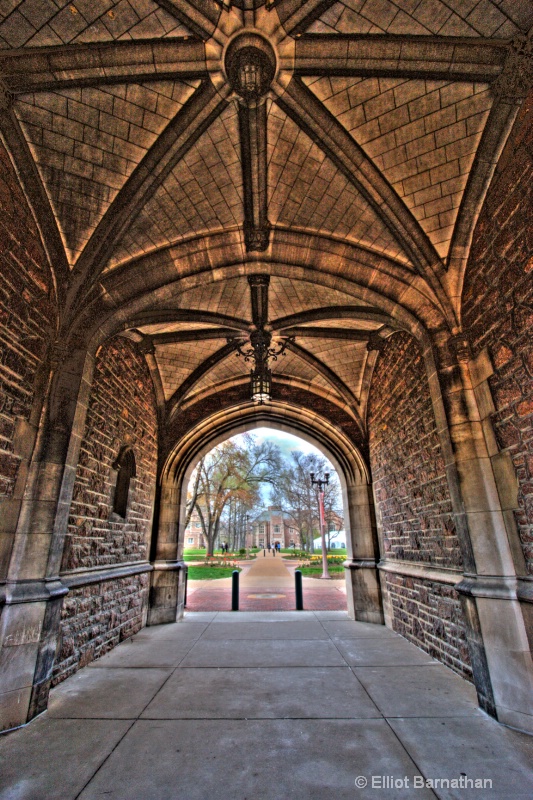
150,401,383,625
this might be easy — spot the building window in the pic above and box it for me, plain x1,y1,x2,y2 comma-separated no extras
274,524,280,533
112,447,136,518
259,524,265,534
188,537,194,544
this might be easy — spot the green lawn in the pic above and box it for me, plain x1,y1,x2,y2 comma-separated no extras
298,565,345,576
184,548,227,561
184,548,254,562
187,565,242,580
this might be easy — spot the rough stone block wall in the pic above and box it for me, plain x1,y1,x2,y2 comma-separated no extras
368,332,463,567
368,331,471,678
0,141,55,500
52,574,149,685
54,335,158,680
462,96,533,572
61,336,158,571
384,574,472,680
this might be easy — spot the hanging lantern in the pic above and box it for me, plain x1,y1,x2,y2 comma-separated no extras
251,364,272,404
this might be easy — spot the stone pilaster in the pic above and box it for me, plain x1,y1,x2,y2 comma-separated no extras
344,482,384,625
147,478,185,625
431,338,533,731
0,344,94,731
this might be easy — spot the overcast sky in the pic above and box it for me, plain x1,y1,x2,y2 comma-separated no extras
232,427,326,461
232,428,336,504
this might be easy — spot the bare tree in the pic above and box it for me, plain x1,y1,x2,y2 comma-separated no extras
184,461,203,531
189,435,282,556
270,450,342,553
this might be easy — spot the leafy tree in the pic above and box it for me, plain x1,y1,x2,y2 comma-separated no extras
269,450,342,553
188,435,282,556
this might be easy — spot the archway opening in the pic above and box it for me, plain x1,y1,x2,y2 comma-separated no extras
165,410,366,611
179,425,351,613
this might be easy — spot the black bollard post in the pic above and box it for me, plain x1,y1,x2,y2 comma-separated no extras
263,549,266,557
232,570,239,611
184,566,188,608
295,569,303,611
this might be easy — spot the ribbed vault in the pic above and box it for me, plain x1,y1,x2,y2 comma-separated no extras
1,0,531,436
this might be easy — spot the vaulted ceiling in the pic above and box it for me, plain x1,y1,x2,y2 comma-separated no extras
1,0,531,438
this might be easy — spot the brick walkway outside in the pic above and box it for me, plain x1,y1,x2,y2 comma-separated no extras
186,550,347,611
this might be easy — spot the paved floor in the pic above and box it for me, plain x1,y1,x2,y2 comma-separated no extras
1,611,533,800
187,550,347,611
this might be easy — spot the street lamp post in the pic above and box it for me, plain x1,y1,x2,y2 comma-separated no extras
310,472,330,580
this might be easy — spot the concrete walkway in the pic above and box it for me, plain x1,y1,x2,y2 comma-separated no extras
1,611,532,799
187,550,347,611
241,547,293,582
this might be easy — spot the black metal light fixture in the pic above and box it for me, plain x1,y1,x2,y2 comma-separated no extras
230,275,293,403
234,328,292,404
250,363,272,403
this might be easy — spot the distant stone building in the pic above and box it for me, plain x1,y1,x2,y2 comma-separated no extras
183,508,205,549
325,510,344,537
250,508,300,549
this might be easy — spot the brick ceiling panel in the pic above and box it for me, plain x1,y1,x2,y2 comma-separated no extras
268,277,368,322
305,75,493,259
297,338,369,396
270,349,326,384
155,340,224,399
178,277,252,321
192,353,251,397
15,79,198,265
0,0,191,49
271,360,338,403
108,104,242,268
268,102,409,263
308,0,529,37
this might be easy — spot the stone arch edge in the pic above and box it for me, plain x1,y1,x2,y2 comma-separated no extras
148,400,383,627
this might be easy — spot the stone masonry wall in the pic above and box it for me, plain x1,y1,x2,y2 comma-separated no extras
383,574,472,679
55,335,158,680
61,336,158,571
0,141,56,501
53,574,149,685
368,332,463,568
368,331,471,678
462,96,533,572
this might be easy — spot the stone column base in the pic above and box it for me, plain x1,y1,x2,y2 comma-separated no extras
457,575,533,734
0,578,67,732
344,559,384,625
147,561,187,626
